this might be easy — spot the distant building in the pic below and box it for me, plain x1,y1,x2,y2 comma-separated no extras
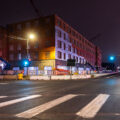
95,47,102,70
0,26,8,60
7,14,102,71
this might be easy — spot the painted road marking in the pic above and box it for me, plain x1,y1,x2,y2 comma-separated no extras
0,95,41,108
16,94,77,118
0,96,7,98
0,83,8,85
76,94,110,118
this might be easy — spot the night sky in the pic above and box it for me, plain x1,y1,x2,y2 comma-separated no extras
0,0,120,64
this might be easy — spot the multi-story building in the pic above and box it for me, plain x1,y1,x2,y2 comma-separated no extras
0,26,8,60
0,26,9,70
95,47,102,70
7,14,102,71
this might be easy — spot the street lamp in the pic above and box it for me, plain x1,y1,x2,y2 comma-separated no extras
29,34,35,39
27,33,35,59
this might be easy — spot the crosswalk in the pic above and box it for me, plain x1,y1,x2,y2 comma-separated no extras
76,94,110,118
0,93,111,119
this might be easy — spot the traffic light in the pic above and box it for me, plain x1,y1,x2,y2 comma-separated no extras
22,59,30,67
109,56,115,61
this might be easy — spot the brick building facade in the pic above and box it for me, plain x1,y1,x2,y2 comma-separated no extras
7,15,102,71
0,26,8,60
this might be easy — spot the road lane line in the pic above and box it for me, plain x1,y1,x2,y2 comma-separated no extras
76,94,110,118
0,95,41,108
0,96,7,98
0,83,8,85
16,94,77,118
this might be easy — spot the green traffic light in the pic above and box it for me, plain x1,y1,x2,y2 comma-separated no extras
109,56,115,61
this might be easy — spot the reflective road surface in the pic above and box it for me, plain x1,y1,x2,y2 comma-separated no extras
0,73,119,120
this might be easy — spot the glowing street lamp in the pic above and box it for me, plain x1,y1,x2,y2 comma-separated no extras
29,34,35,40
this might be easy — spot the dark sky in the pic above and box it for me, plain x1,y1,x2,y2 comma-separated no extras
1,0,120,63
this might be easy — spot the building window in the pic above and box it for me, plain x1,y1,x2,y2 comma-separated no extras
68,45,71,52
9,54,14,60
76,57,78,62
79,35,81,40
72,39,75,44
26,22,31,28
64,33,66,40
63,23,66,30
75,48,78,54
79,58,81,63
45,52,50,59
58,40,62,48
73,47,75,53
68,27,71,34
45,40,51,47
58,51,62,59
45,18,50,24
57,30,62,37
17,44,21,50
64,53,66,60
69,37,72,43
9,45,14,51
72,30,75,36
18,53,21,60
63,43,66,50
68,54,71,59
17,24,22,30
57,19,61,26
73,56,75,59
34,20,39,26
84,59,86,64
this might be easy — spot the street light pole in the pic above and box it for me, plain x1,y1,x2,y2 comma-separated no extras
26,38,29,59
26,39,29,76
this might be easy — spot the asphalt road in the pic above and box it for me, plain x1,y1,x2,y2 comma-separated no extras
0,73,120,120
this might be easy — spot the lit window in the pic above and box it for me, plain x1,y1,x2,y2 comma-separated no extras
45,52,50,59
18,53,21,60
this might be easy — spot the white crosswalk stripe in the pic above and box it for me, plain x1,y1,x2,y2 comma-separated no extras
76,94,110,118
15,94,77,118
0,95,41,108
0,94,110,119
0,96,7,99
0,83,8,85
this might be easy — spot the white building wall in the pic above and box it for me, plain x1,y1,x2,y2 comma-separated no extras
55,26,85,64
